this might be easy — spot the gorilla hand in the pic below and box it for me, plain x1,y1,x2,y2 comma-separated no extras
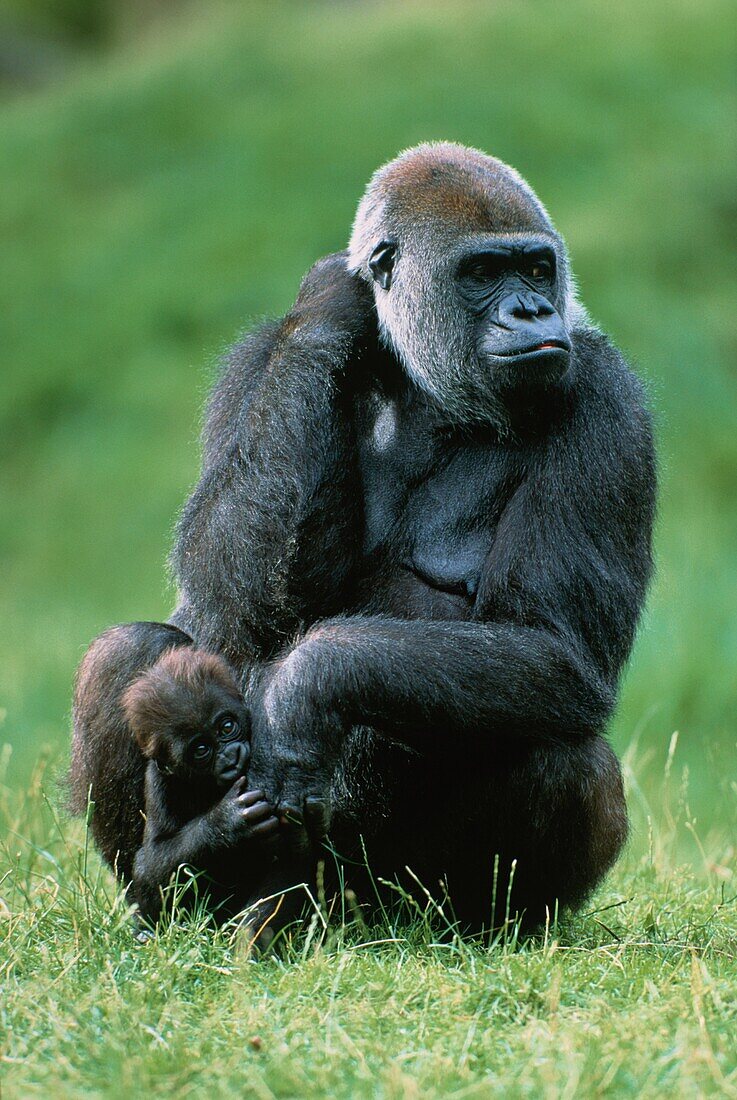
291,251,376,351
247,652,340,845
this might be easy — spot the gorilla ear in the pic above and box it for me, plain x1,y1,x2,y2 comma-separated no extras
369,241,397,290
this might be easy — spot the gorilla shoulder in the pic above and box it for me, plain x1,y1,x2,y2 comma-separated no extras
570,322,652,430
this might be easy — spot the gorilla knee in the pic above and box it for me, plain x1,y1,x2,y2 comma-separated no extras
69,622,193,816
585,738,628,875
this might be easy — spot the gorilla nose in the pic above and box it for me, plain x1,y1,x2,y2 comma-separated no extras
221,742,240,764
495,291,570,357
219,740,250,778
499,291,554,325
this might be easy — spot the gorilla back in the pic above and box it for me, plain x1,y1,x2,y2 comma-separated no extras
71,143,655,933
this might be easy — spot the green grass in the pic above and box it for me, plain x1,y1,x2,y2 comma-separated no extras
2,748,736,1096
0,0,735,1094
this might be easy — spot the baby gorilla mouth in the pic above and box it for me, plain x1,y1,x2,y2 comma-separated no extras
217,739,250,786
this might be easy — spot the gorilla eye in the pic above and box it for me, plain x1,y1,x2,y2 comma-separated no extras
467,261,492,281
529,260,552,280
191,740,212,762
217,715,240,740
460,253,505,284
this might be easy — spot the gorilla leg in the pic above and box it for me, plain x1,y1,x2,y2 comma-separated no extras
333,733,628,935
70,621,193,879
447,735,629,931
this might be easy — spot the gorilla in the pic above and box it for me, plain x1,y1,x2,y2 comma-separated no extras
70,142,655,935
121,646,278,924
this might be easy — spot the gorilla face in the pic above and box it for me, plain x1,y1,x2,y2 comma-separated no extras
124,648,252,791
153,700,251,789
456,236,571,384
367,232,572,427
350,143,578,427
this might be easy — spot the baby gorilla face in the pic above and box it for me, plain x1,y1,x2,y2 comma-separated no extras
177,697,251,788
123,647,251,789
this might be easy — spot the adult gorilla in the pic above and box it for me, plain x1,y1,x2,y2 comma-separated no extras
71,143,655,933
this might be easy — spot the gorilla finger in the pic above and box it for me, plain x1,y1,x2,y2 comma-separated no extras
249,817,279,838
237,788,266,807
241,800,274,822
278,801,304,827
303,795,331,838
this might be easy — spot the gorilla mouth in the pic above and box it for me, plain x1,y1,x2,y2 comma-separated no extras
496,338,571,359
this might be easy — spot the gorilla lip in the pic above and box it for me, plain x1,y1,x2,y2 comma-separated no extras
495,339,571,357
492,339,571,368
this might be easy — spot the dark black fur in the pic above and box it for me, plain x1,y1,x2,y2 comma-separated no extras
132,772,278,924
70,148,655,935
121,647,278,923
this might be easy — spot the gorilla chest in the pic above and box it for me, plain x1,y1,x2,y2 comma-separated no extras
356,397,520,618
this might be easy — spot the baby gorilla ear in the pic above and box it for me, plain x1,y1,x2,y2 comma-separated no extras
368,241,397,290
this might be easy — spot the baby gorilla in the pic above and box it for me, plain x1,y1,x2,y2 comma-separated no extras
122,646,278,927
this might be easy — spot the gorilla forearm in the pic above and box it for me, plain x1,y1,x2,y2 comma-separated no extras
264,616,614,753
133,814,224,918
172,257,369,659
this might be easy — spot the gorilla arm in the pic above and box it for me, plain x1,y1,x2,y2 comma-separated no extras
171,254,374,662
133,775,277,923
248,331,656,806
70,255,372,878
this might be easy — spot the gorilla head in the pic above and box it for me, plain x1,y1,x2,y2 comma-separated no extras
348,142,577,425
122,647,250,791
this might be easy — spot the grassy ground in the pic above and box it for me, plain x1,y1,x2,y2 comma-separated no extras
1,0,735,1094
2,749,736,1097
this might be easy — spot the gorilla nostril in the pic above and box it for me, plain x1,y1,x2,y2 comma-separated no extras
511,294,538,320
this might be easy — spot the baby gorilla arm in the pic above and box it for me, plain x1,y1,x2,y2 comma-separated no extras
133,776,278,923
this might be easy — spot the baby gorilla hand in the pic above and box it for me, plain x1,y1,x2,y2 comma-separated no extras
211,777,279,847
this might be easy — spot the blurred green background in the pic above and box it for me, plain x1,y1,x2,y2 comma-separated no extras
0,0,735,833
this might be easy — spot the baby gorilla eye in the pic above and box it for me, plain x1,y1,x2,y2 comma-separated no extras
217,715,240,740
191,740,213,762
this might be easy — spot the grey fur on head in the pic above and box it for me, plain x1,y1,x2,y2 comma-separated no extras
348,142,579,426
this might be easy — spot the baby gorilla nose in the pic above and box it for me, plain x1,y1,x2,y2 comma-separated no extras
216,739,250,786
